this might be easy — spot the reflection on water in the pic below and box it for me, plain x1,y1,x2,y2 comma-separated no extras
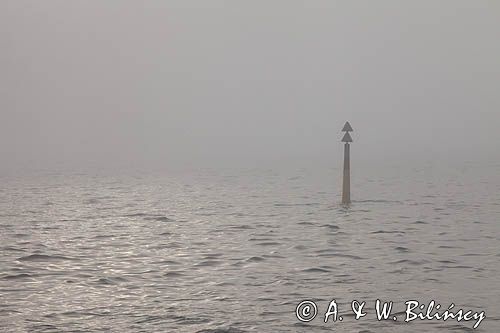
0,163,499,332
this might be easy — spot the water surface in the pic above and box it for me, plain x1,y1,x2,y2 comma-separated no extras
1,162,499,332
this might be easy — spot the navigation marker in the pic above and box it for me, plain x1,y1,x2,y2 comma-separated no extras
341,122,353,205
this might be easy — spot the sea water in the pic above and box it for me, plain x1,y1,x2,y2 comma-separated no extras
1,161,499,332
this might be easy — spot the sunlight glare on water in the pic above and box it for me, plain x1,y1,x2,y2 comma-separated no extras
1,162,499,332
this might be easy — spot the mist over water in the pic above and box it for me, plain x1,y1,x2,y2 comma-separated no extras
2,1,500,172
1,1,500,332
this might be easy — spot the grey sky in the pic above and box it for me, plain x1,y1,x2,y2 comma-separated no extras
2,1,499,171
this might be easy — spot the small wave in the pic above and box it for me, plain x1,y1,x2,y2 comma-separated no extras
441,265,474,269
135,315,164,324
245,256,265,263
196,328,246,333
95,276,127,285
395,246,410,252
1,246,25,252
371,230,405,234
164,271,185,277
302,267,331,273
195,260,222,267
84,198,99,205
438,245,461,249
171,315,210,325
273,202,320,207
154,260,181,265
144,216,175,222
438,259,457,264
297,221,314,225
353,199,404,204
124,213,148,217
17,254,74,262
203,253,223,259
228,224,254,230
164,242,182,249
321,224,340,230
255,242,280,247
93,234,116,239
390,259,428,265
333,254,364,260
2,273,34,280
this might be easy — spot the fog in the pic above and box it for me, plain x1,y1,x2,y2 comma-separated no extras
2,1,499,172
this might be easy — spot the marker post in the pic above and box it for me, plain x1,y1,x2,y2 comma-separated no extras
341,122,353,206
